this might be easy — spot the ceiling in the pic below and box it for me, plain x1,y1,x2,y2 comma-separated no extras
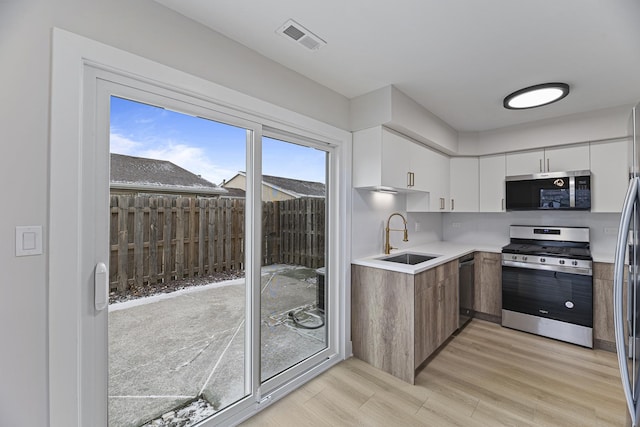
154,0,640,132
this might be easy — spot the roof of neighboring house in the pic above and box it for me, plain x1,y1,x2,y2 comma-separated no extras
224,172,325,198
110,153,226,195
220,187,246,198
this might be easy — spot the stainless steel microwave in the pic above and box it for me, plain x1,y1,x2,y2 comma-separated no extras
505,170,591,211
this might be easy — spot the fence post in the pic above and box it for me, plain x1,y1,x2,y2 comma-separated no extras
117,195,129,292
133,196,144,288
149,197,158,285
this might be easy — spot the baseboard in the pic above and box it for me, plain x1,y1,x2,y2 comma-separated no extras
594,339,616,353
474,311,501,324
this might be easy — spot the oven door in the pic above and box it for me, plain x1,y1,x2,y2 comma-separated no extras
502,264,593,327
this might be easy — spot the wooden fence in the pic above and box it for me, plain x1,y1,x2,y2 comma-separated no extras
109,195,325,291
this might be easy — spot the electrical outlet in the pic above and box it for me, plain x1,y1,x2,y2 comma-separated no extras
414,222,421,232
452,222,462,229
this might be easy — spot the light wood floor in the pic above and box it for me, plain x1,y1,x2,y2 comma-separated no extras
240,319,628,426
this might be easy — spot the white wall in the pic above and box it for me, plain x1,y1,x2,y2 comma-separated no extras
458,105,632,156
351,189,442,259
443,212,620,261
0,1,349,426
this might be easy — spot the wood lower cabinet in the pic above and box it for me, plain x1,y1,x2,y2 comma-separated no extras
593,262,627,350
474,252,502,321
436,260,459,343
352,260,459,384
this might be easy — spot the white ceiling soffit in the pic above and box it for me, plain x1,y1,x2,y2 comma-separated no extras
154,0,640,132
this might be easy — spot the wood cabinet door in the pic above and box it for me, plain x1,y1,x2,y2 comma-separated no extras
436,261,459,344
474,252,502,317
414,269,438,368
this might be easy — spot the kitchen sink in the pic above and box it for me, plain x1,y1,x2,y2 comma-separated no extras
379,252,439,265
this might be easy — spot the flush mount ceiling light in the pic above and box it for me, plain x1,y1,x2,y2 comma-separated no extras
503,83,570,110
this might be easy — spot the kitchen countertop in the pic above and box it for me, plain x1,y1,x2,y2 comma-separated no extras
353,242,619,274
352,241,501,275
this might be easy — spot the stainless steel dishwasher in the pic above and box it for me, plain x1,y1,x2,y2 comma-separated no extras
458,253,475,330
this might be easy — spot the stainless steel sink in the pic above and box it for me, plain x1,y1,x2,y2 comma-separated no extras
379,252,439,265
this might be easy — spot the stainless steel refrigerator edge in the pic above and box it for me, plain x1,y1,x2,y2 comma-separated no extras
614,103,640,427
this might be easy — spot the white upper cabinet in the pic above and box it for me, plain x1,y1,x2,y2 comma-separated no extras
424,147,450,211
544,144,590,172
450,157,479,212
353,126,431,191
590,139,630,213
353,126,409,189
479,154,506,212
505,144,590,176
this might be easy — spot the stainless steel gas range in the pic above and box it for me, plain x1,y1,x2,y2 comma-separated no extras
501,225,593,348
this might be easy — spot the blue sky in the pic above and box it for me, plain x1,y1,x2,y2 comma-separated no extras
109,96,326,185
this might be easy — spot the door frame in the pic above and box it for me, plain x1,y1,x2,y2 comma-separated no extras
49,28,352,426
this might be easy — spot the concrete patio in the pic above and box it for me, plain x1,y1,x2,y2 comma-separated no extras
108,265,326,427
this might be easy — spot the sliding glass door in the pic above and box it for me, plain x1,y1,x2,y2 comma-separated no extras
107,96,253,426
259,136,329,385
80,72,337,426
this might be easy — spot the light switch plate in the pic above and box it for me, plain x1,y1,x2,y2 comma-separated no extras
16,226,43,256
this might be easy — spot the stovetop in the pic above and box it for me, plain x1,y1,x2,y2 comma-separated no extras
501,243,592,260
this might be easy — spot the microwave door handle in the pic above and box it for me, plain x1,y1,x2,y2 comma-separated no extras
615,176,640,426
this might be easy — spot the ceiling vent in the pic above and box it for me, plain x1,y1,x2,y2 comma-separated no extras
277,19,326,51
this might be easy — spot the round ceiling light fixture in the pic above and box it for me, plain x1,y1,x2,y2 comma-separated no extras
503,82,570,110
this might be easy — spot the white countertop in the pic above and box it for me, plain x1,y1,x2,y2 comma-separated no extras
352,241,501,275
353,241,618,274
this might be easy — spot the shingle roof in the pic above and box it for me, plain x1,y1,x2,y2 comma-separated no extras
262,174,325,198
110,153,225,195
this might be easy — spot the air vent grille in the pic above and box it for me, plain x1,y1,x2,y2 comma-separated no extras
277,19,326,51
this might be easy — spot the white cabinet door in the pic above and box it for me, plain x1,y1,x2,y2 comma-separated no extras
353,126,413,189
505,150,543,176
450,157,479,212
590,139,630,212
479,154,506,212
544,143,590,172
506,144,590,176
381,128,413,189
409,140,432,192
422,148,450,211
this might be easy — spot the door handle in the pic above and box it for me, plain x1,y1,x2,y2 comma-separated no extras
95,262,108,311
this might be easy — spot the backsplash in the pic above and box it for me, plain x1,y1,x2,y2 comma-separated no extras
443,211,621,260
351,188,621,261
351,189,442,259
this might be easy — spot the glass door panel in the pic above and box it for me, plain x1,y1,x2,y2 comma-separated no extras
260,136,328,382
108,96,250,426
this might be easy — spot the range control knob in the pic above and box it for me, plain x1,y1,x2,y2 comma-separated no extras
522,256,528,261
572,260,578,266
512,255,517,260
540,258,546,263
559,260,565,265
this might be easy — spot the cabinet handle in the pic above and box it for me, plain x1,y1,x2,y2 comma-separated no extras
411,172,415,187
440,197,445,210
407,172,411,187
501,198,504,211
539,159,542,172
438,284,443,302
547,158,550,172
451,199,455,211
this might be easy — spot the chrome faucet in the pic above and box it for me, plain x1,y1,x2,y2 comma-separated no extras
384,212,409,254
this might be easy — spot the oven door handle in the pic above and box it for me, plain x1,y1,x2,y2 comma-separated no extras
614,176,639,426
